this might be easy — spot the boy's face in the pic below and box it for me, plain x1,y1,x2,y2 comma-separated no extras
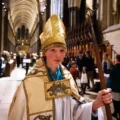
44,46,66,68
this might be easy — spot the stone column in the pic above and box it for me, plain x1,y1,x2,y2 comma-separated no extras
69,8,73,28
115,0,120,24
118,0,120,23
68,0,82,28
1,8,5,52
107,0,113,27
96,0,100,20
0,1,2,52
4,10,8,51
38,13,43,55
101,0,107,30
111,0,120,24
73,8,76,27
46,0,50,20
73,8,77,26
63,0,69,27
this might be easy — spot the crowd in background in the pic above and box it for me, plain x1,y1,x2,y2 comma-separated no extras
63,50,96,94
0,51,40,77
62,50,120,120
0,49,120,119
0,50,114,83
0,50,114,86
62,50,114,95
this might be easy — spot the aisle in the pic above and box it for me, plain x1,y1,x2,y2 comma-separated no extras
0,67,25,120
0,67,26,81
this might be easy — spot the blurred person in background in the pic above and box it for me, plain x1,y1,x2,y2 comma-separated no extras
76,51,86,79
102,52,113,74
25,53,31,75
16,53,21,68
70,60,79,85
84,51,95,90
107,54,120,120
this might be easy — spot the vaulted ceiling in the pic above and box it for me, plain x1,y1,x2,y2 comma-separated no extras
8,0,46,36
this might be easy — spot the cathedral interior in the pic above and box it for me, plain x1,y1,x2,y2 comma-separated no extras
0,0,120,120
0,0,120,60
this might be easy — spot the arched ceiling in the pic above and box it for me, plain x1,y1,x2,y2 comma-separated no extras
9,0,46,35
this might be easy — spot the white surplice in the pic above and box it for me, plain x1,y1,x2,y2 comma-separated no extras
8,84,104,120
8,59,104,120
55,96,104,120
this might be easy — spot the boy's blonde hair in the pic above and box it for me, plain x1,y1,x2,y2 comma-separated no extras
43,43,66,54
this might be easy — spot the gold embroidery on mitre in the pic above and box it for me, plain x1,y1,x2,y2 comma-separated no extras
40,14,66,51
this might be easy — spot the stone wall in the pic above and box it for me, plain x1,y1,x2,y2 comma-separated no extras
103,24,120,53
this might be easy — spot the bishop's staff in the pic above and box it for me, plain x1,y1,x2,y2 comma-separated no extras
87,10,112,120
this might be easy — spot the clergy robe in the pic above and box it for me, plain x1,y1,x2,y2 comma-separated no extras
8,58,104,120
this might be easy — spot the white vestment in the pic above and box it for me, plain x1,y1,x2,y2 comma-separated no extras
8,59,104,120
8,83,104,120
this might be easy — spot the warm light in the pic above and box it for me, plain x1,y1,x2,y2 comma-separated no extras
41,12,44,15
44,6,46,10
2,3,4,5
10,0,38,33
86,0,93,10
68,0,81,8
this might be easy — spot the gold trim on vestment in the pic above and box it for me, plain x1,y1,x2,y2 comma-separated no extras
41,57,51,82
52,100,55,120
23,81,30,120
22,58,84,120
29,110,53,116
23,76,54,120
44,79,72,100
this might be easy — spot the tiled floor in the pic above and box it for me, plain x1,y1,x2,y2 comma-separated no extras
0,67,116,120
0,67,25,120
